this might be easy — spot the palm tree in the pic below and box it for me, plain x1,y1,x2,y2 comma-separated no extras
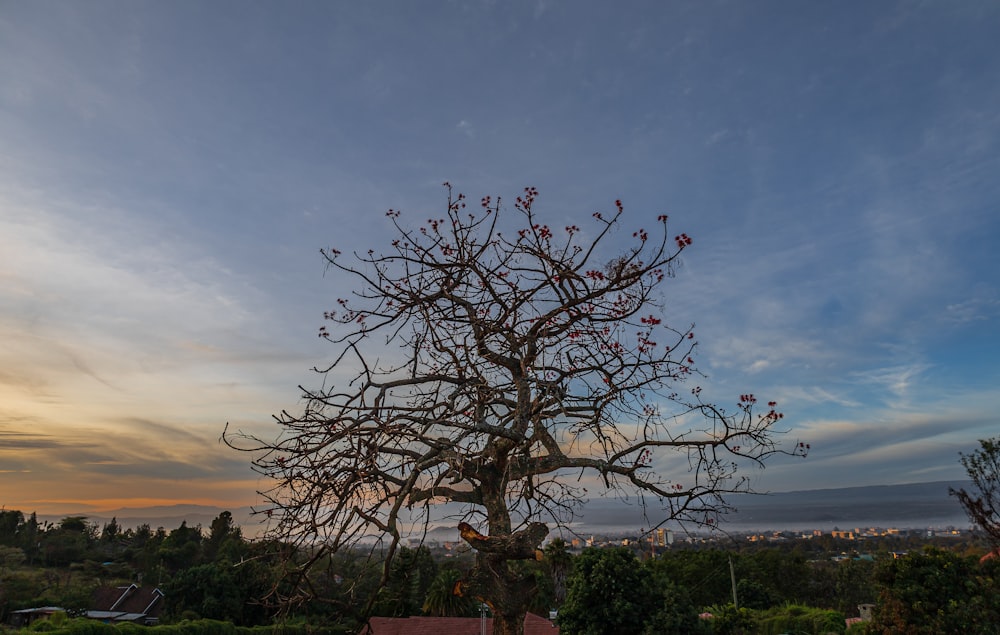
543,538,572,607
423,568,475,617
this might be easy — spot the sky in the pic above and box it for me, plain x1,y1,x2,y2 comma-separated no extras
2,1,999,525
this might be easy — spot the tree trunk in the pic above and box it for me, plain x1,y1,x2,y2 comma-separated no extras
458,551,536,635
453,466,547,635
492,608,525,635
455,504,543,632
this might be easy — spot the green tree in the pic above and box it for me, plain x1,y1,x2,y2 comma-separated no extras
204,511,244,563
559,547,656,635
99,518,121,543
741,548,811,606
0,509,24,546
371,545,438,617
643,556,712,635
869,547,1000,634
648,549,734,609
122,523,165,582
833,558,876,617
423,567,476,617
542,538,573,607
40,518,94,566
734,578,775,611
20,512,40,564
951,436,1000,549
0,544,26,572
163,562,243,622
158,521,202,572
162,547,274,627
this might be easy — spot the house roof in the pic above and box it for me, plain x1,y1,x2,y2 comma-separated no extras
362,612,558,635
91,585,165,618
85,611,149,622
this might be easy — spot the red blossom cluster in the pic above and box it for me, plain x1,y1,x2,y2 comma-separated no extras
634,448,652,466
758,402,785,425
637,335,657,353
640,315,662,325
448,192,466,212
633,228,649,241
674,233,693,249
515,186,539,210
739,394,758,404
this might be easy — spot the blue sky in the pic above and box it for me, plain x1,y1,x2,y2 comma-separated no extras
1,1,999,518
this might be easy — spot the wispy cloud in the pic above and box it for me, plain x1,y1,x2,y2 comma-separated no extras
945,295,1000,324
456,119,475,138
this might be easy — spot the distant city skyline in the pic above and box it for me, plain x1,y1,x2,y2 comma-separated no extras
2,2,999,518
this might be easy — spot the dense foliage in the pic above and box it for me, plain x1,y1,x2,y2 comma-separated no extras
951,436,1000,549
867,547,1000,634
559,547,709,635
2,507,999,634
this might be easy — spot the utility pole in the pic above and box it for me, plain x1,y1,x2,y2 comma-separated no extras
729,555,739,610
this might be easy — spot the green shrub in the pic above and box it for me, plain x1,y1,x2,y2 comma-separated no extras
28,617,115,635
752,604,846,635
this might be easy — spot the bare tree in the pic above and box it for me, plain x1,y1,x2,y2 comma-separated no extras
951,437,1000,551
227,185,803,635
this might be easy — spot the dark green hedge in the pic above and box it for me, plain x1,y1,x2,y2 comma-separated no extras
19,618,351,635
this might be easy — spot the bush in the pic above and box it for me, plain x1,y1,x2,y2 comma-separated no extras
751,604,846,635
27,617,115,635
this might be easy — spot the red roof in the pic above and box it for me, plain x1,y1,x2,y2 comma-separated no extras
362,612,558,635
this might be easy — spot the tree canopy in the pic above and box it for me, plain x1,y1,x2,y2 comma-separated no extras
951,436,1000,550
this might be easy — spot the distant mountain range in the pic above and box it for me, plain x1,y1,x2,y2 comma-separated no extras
568,480,974,534
32,481,974,537
721,480,972,531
